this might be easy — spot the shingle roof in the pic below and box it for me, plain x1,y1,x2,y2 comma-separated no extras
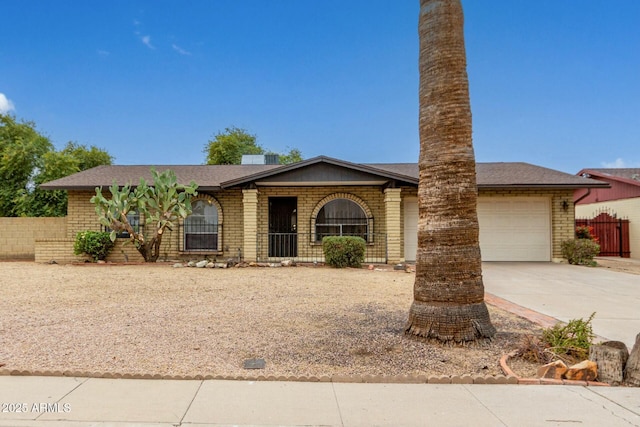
39,164,280,191
39,157,607,191
369,162,606,189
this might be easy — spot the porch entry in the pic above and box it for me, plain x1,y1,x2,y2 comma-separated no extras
268,197,297,257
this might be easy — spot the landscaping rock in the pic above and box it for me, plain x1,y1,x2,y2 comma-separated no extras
589,341,629,385
565,360,598,381
172,263,184,268
624,332,640,386
187,261,197,267
215,262,228,268
537,360,567,380
281,259,294,267
206,262,215,268
195,260,208,268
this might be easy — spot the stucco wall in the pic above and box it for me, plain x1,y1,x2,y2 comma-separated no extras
576,198,640,260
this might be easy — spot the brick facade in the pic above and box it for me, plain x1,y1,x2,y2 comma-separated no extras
29,186,576,264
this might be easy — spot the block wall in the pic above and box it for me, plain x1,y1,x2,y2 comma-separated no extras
0,217,67,259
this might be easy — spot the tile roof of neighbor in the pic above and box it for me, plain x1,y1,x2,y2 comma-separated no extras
39,156,607,190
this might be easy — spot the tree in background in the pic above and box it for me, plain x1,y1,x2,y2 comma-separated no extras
204,126,303,165
16,142,114,217
91,169,198,262
0,114,113,217
0,114,52,216
405,0,496,342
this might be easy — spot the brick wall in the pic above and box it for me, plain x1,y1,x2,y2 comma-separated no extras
0,217,67,260
40,187,577,264
62,189,246,263
67,191,101,238
255,186,387,261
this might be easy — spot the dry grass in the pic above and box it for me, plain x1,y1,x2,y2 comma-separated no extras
0,262,542,378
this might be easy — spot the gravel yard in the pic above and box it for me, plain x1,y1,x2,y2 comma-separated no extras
0,262,542,378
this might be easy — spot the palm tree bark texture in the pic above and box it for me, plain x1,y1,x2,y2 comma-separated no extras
405,0,496,342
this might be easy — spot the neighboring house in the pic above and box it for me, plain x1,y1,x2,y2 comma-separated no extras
38,156,606,264
574,168,640,260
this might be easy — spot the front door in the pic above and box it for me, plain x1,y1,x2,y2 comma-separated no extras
268,197,297,257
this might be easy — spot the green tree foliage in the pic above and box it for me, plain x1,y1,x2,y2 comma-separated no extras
15,142,114,217
91,169,198,262
277,147,303,165
204,126,303,165
205,127,263,165
1,114,113,217
0,114,53,216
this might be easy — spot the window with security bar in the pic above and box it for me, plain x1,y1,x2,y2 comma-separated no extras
314,199,371,242
184,199,219,251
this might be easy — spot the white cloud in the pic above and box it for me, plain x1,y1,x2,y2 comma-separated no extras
0,93,15,114
601,158,640,168
141,35,155,49
602,158,627,168
172,43,191,56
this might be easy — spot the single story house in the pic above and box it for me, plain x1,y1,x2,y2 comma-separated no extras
38,156,607,264
574,168,640,259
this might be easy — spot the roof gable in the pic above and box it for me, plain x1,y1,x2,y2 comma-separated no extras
220,156,417,188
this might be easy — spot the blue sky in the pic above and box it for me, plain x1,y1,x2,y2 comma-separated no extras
2,1,638,174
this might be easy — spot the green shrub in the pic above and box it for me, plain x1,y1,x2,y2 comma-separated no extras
74,231,115,261
561,238,600,266
322,236,366,268
542,312,596,363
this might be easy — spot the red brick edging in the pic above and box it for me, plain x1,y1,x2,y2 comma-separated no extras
0,367,518,384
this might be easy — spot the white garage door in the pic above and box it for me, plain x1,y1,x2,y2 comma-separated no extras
477,197,551,261
403,197,551,262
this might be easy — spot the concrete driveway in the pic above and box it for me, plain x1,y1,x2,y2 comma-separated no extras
482,262,640,349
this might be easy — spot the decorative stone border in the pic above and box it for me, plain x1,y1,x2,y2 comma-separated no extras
499,351,610,386
0,368,518,384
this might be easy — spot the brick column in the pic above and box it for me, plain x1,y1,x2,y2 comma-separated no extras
242,189,259,262
384,188,402,264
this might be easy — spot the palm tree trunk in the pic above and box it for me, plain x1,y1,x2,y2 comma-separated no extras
406,0,496,342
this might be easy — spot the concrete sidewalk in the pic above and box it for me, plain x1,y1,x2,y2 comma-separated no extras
483,262,640,349
1,376,639,426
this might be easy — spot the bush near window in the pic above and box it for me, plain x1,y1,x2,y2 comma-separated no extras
322,236,366,268
73,231,115,261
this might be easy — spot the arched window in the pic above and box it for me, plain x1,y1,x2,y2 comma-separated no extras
314,198,370,242
184,198,221,251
